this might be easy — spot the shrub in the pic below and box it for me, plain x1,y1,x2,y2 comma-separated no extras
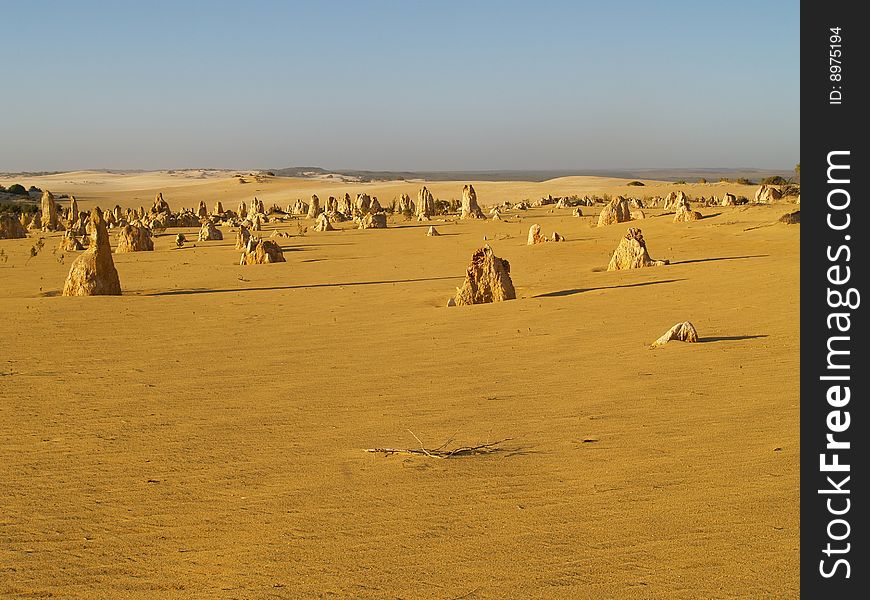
781,184,801,197
697,178,707,184
761,176,789,186
28,185,42,193
0,202,39,214
674,180,687,185
626,180,645,186
6,183,28,195
736,177,754,185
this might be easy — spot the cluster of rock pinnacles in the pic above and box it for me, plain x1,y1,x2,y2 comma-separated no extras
15,181,788,346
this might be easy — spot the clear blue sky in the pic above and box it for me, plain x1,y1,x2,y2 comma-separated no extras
1,0,799,172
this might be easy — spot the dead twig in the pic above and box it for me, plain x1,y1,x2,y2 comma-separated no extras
366,430,513,459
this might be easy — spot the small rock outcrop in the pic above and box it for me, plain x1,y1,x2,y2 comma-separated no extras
240,238,286,265
453,245,516,305
662,191,689,211
313,213,335,231
779,210,800,224
460,185,485,219
417,186,436,220
356,194,372,216
115,223,155,252
651,321,699,348
359,213,387,229
755,185,782,204
198,220,223,241
607,228,669,271
597,196,632,226
0,214,28,239
197,201,208,219
527,224,546,245
396,193,415,215
58,230,85,251
673,198,702,223
426,226,440,237
62,207,122,296
307,194,322,219
40,191,60,231
235,225,251,249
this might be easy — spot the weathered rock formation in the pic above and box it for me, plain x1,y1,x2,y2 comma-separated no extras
417,186,435,221
396,193,415,215
607,228,669,271
58,230,85,251
291,199,309,216
356,194,372,216
238,200,248,220
755,185,782,204
62,207,122,296
673,198,702,223
68,196,79,229
307,194,322,219
651,321,699,348
336,193,352,215
721,193,737,206
198,220,223,241
358,212,387,229
527,224,546,245
426,226,440,237
116,223,155,252
197,201,208,219
460,185,485,219
40,191,59,231
662,191,689,211
779,210,800,224
214,201,224,215
552,232,565,242
175,233,186,248
0,214,28,239
313,213,334,231
235,225,251,249
454,245,516,305
572,207,583,217
597,196,632,226
240,238,286,265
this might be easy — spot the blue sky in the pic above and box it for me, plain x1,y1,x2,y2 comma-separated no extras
1,0,799,171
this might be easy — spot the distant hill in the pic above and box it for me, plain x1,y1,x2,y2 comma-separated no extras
267,166,795,183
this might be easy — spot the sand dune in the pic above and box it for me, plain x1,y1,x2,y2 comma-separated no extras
0,173,799,598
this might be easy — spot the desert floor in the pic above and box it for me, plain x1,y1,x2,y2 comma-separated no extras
0,172,799,599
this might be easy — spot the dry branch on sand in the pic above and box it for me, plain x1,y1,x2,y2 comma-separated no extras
365,430,513,459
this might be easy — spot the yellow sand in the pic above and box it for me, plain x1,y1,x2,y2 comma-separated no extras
0,172,799,598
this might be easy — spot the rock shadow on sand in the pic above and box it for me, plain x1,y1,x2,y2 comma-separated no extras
670,254,768,266
699,334,768,343
147,275,463,296
534,278,684,298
